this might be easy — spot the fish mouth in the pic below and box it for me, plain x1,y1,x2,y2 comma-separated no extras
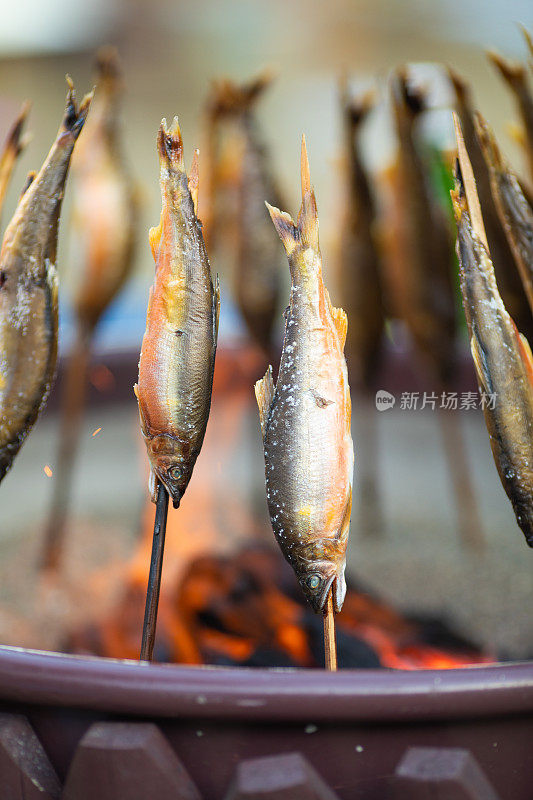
310,571,346,615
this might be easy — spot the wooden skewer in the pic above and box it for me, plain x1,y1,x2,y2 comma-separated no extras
140,480,169,661
323,588,338,671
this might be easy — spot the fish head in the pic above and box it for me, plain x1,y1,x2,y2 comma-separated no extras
292,539,347,613
147,433,192,508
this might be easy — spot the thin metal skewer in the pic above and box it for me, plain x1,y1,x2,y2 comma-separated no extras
140,480,169,661
323,588,338,671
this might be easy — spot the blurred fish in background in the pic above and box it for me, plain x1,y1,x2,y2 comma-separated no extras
42,48,138,571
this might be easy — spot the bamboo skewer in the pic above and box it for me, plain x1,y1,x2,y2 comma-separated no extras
140,481,169,661
323,589,338,671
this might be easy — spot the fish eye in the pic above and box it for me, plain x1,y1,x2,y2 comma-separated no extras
168,465,182,480
307,574,321,591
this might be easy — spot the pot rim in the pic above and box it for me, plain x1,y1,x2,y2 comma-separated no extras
0,645,532,723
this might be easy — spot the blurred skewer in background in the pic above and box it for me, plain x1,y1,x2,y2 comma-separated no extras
337,80,386,539
385,66,484,551
41,49,138,572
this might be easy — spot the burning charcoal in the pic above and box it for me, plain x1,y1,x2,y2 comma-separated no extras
135,118,220,508
0,103,29,223
452,151,533,546
205,73,285,357
255,137,354,615
0,80,92,483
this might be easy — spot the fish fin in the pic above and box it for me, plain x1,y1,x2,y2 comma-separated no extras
506,121,525,148
208,70,274,116
136,392,151,438
324,286,348,348
517,330,533,386
266,202,300,256
255,365,275,438
470,333,492,395
213,274,220,341
297,134,319,251
148,469,158,504
487,50,527,90
331,303,348,349
188,148,199,215
63,76,93,139
149,220,163,262
19,170,36,200
157,117,184,170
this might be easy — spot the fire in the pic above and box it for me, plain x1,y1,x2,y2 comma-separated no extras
43,464,53,477
66,347,494,671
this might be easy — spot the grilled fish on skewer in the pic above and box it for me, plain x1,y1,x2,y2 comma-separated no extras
475,113,533,313
70,47,138,330
338,87,384,389
136,118,219,508
256,137,353,613
0,81,92,482
452,159,533,546
207,74,284,355
389,68,457,385
0,103,29,223
487,49,533,184
449,67,533,348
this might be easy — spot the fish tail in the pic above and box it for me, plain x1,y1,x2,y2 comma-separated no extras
487,50,528,92
522,26,533,60
157,117,184,171
343,87,375,128
266,135,319,256
208,70,273,117
391,67,426,116
63,76,93,139
95,46,121,86
3,101,30,159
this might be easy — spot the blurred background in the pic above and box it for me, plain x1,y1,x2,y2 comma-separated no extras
0,0,532,667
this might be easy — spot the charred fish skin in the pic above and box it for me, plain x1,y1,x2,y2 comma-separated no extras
475,113,533,313
136,119,219,508
0,103,30,223
208,74,284,355
452,172,533,545
0,82,92,483
256,138,354,614
70,48,138,331
338,87,384,389
390,69,457,386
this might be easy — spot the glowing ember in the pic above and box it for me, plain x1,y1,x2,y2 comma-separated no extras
92,427,102,437
43,465,53,477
